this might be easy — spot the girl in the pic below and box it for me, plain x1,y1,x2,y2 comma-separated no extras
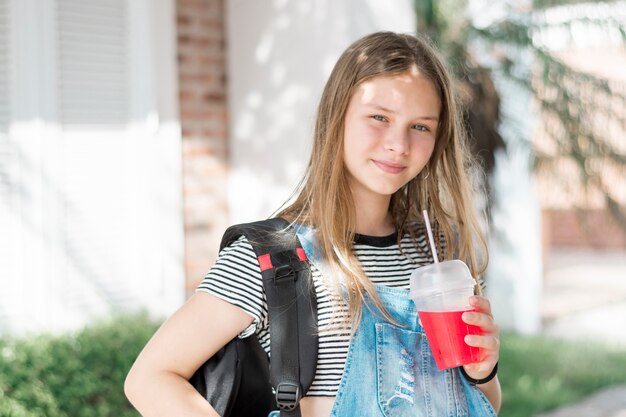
125,31,501,416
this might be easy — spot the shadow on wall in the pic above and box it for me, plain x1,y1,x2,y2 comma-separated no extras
227,0,416,222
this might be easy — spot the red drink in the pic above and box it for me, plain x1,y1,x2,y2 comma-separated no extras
418,309,483,370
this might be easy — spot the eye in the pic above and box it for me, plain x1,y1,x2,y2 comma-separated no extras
371,114,387,122
412,124,430,132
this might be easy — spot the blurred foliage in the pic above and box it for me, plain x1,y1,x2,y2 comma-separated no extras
532,48,626,227
415,0,507,213
0,314,159,417
418,0,626,232
499,332,626,417
533,0,614,9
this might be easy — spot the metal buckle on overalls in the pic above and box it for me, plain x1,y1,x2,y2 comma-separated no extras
275,382,301,411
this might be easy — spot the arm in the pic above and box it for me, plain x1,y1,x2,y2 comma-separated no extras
461,295,502,413
124,292,254,417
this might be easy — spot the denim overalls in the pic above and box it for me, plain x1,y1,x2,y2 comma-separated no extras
328,285,497,416
268,226,497,417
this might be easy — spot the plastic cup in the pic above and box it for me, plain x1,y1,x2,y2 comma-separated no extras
409,259,483,370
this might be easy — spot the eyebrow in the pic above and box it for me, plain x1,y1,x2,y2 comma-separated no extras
370,104,439,121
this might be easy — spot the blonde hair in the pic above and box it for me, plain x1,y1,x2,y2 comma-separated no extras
277,31,488,330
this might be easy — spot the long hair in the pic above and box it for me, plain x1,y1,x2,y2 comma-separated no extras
277,31,488,330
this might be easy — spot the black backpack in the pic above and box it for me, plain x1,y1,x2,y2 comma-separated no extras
189,218,319,417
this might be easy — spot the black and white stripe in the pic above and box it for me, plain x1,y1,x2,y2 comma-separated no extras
197,226,437,397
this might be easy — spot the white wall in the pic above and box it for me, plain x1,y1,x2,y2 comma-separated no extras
0,0,184,335
226,0,416,222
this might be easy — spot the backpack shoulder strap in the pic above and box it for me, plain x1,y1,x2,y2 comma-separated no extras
220,218,318,417
220,217,292,252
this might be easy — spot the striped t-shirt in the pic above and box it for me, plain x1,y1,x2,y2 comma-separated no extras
196,225,437,397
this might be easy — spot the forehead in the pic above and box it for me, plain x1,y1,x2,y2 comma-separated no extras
351,68,441,112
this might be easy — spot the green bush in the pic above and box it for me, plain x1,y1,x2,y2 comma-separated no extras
0,314,159,417
499,333,626,417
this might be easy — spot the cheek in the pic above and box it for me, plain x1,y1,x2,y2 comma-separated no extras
414,138,436,161
426,140,437,159
356,125,383,153
407,140,436,175
344,124,377,156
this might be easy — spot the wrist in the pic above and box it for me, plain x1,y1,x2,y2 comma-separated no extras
460,362,498,385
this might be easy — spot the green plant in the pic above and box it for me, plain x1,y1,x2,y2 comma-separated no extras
499,332,626,417
0,314,159,417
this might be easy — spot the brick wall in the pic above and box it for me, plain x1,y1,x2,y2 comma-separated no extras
176,0,229,294
543,209,626,249
535,47,626,252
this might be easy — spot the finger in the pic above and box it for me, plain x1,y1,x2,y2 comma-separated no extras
465,334,500,351
462,311,498,332
463,358,498,375
469,295,492,314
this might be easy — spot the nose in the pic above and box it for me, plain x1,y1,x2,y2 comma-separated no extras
383,127,409,155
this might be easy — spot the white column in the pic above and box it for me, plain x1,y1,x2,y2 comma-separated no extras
468,0,543,334
8,0,51,332
487,147,543,334
127,0,184,318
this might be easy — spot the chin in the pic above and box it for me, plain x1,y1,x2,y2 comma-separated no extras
372,184,405,197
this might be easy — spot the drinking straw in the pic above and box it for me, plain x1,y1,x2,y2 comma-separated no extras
422,210,439,263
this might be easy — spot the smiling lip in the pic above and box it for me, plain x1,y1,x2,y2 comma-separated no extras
373,160,406,174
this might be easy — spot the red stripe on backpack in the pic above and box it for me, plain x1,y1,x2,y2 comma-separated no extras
258,254,272,271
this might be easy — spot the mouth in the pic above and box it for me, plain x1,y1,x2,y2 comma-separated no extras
372,160,406,174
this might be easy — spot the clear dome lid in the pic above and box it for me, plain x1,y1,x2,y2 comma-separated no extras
409,259,475,299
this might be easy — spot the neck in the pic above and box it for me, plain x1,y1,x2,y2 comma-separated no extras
352,193,395,236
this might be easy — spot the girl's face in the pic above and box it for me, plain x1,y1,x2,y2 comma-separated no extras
342,67,441,205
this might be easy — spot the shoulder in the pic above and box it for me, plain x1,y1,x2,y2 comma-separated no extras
197,234,267,337
211,233,259,264
197,235,262,295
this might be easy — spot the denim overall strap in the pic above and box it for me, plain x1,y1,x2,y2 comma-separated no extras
292,224,322,267
328,286,497,417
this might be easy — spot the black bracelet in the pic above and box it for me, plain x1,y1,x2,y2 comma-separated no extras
459,362,498,386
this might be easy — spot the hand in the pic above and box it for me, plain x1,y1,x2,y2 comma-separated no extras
461,295,499,380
